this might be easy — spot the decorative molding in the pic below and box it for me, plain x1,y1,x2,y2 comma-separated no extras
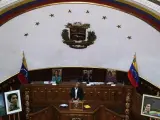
148,0,160,5
125,89,132,120
0,0,22,9
117,0,160,20
25,90,30,119
0,0,159,14
0,0,35,15
132,0,160,13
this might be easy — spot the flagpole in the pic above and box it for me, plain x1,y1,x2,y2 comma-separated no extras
9,86,12,120
9,86,16,120
9,83,20,120
134,52,136,59
18,112,20,120
23,51,24,57
13,114,15,120
11,81,21,120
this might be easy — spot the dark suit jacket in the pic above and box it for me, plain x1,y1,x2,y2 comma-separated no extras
70,87,84,100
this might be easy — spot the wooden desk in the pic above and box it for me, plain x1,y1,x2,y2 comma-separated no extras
29,101,125,120
22,83,132,120
53,101,100,120
54,101,100,113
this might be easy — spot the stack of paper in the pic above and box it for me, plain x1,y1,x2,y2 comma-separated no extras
44,81,50,84
107,82,113,85
52,83,56,85
86,84,91,86
111,84,116,86
59,104,68,107
84,105,91,109
72,100,78,103
51,81,56,85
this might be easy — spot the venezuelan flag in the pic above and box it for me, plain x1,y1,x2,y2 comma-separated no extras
18,53,28,84
128,54,139,87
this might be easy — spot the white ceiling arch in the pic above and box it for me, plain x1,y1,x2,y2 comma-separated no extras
0,3,160,89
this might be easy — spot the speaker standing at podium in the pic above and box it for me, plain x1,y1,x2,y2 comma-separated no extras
70,82,84,101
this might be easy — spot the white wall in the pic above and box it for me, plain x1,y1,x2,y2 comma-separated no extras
0,3,160,87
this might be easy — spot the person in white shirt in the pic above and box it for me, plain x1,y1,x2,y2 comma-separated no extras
70,82,84,101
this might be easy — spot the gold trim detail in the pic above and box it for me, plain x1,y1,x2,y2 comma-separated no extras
116,0,160,20
0,1,159,31
125,89,132,120
0,0,35,15
0,1,159,20
25,91,30,119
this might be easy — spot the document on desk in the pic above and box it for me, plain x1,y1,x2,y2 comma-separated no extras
44,81,50,84
84,105,91,109
59,104,68,107
111,84,116,86
72,100,78,103
52,83,56,85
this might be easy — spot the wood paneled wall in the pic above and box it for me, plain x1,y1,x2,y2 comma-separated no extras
0,67,160,120
21,84,131,109
131,89,148,120
22,84,130,120
27,67,130,84
29,105,125,120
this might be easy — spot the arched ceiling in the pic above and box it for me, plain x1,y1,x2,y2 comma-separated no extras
0,0,160,31
0,0,160,89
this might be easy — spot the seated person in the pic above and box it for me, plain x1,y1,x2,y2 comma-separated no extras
82,71,92,84
106,71,117,84
70,82,84,101
52,70,62,84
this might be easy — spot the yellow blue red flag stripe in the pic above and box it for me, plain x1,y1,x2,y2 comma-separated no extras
128,54,139,87
18,53,28,84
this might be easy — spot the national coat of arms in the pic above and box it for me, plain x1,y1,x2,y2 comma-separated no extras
61,22,96,49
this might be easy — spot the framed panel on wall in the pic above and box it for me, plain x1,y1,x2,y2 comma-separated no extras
4,90,22,115
82,70,92,84
141,94,160,119
51,69,62,84
105,69,117,83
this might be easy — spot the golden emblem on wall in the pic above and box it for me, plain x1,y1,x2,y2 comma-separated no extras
61,22,96,49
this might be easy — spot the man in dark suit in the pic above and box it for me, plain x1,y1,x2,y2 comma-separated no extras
70,82,84,101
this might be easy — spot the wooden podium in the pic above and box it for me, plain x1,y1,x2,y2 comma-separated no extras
69,100,84,111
